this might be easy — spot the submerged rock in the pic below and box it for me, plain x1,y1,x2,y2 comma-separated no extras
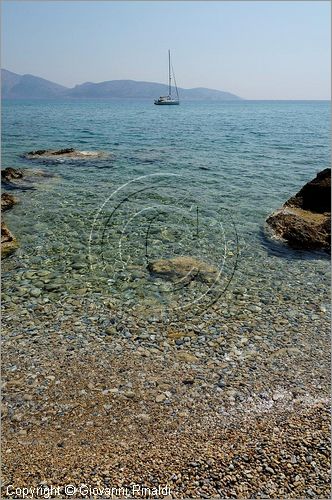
1,167,56,258
1,193,18,212
1,222,18,258
266,169,331,252
23,148,108,160
1,167,24,183
147,256,218,283
2,166,57,190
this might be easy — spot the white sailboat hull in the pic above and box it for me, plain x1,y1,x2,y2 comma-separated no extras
154,99,179,105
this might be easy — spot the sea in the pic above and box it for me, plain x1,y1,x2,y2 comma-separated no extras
1,99,331,321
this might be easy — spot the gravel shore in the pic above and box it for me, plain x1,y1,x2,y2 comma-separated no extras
2,292,331,498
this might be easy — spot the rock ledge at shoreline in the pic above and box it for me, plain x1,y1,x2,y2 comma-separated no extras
266,168,331,252
1,192,18,212
1,221,18,258
1,167,57,258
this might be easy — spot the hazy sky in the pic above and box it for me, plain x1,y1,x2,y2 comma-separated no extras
2,1,330,99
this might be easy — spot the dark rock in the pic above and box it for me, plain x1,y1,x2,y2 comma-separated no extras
54,148,75,155
1,166,31,190
320,215,331,236
1,167,23,182
28,149,48,156
266,169,331,252
23,148,108,160
1,172,21,257
26,148,75,156
1,222,18,258
2,166,57,190
285,168,331,213
183,379,194,385
1,193,18,212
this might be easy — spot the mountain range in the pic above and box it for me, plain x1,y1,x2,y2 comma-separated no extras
1,69,241,100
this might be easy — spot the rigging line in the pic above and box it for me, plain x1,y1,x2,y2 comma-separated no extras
171,62,179,99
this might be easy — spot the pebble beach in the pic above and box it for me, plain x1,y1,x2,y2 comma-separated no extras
1,99,331,498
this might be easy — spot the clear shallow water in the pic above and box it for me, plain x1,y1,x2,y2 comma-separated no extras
1,99,330,319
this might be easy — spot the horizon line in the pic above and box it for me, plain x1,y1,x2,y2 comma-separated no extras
2,68,331,101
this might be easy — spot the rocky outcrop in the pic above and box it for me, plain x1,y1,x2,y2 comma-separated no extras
1,167,24,183
266,169,331,252
23,148,108,160
2,166,29,190
1,193,18,211
2,166,57,190
285,168,331,213
1,222,18,258
267,210,330,250
147,256,218,284
1,173,21,258
1,166,59,258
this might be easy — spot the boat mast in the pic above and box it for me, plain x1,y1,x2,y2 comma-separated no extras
168,49,171,98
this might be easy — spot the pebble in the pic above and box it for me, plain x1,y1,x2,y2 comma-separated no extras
108,388,119,394
247,305,262,313
136,413,151,422
177,352,198,363
45,283,62,291
105,327,116,335
123,391,136,399
71,263,86,270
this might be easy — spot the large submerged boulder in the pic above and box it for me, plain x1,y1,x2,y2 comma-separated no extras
266,169,331,252
23,148,108,160
148,256,218,284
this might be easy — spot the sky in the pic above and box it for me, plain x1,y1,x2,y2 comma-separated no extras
1,1,330,99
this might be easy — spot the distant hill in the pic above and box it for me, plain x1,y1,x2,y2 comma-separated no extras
1,69,241,100
67,79,241,100
2,69,68,99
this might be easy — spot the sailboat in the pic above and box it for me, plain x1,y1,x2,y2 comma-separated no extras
154,50,180,105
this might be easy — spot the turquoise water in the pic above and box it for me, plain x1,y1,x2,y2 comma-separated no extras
1,99,330,318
